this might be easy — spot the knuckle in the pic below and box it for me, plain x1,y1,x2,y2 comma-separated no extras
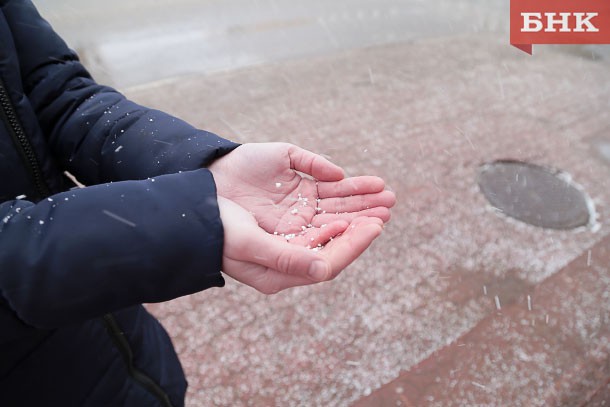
359,195,367,209
275,251,295,274
336,199,346,213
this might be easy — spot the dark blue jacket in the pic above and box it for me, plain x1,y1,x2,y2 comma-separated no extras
0,1,238,405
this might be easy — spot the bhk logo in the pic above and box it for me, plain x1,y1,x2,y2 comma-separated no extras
510,0,610,54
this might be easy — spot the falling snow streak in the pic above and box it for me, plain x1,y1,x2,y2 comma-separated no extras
471,381,488,391
152,139,174,146
219,117,244,138
367,66,375,85
494,295,501,311
102,210,136,227
455,126,476,151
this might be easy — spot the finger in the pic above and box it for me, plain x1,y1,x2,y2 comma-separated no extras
318,190,396,214
243,229,332,282
317,176,386,198
310,220,349,247
288,145,344,181
312,206,392,225
289,220,349,248
226,218,383,292
319,217,384,279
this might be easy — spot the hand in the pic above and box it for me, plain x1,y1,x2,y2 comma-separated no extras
217,197,384,294
209,143,396,237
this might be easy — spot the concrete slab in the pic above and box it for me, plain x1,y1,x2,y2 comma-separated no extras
133,35,610,406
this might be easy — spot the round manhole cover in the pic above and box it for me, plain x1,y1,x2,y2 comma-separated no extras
478,161,591,230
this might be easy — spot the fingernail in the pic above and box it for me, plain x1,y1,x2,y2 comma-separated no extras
308,261,329,281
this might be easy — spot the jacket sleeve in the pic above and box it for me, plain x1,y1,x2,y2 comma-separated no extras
2,0,239,185
0,169,225,329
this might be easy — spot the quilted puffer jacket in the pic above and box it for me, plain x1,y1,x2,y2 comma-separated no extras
0,1,238,405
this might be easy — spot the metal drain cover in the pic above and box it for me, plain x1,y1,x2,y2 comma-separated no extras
478,161,590,229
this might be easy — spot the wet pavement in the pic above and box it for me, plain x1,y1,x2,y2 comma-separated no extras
37,1,610,406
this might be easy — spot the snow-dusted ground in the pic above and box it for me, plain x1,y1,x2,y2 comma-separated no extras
130,36,610,405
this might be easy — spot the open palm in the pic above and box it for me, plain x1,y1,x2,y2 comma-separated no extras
209,143,395,237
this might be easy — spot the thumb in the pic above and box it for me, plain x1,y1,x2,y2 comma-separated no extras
245,232,331,282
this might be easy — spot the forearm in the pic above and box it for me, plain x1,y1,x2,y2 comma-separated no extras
0,169,225,328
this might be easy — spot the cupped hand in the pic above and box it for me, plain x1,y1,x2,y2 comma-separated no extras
209,143,396,237
217,197,384,294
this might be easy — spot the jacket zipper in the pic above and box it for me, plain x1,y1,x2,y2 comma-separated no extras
0,78,51,199
102,314,174,407
0,83,172,405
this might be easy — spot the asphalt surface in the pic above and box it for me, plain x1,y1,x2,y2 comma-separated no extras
36,1,610,406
